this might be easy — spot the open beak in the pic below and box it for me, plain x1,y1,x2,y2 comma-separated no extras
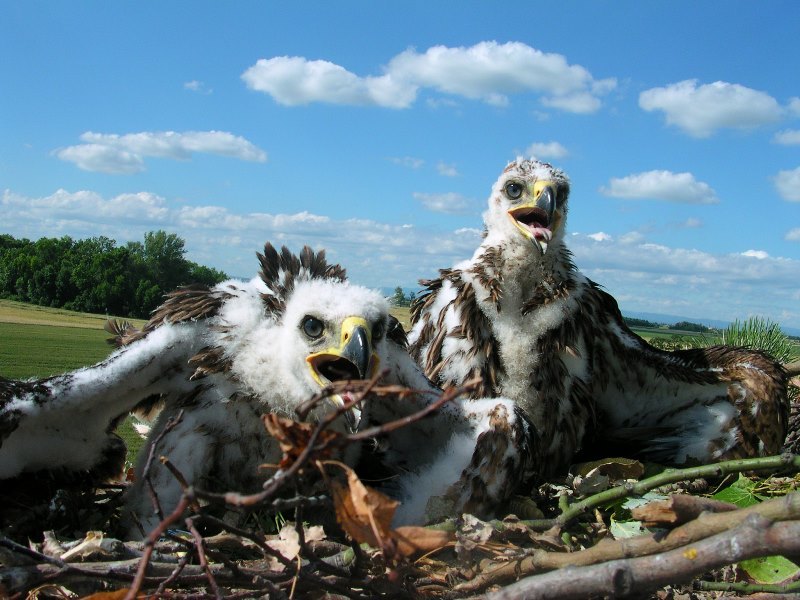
305,316,379,432
507,180,558,253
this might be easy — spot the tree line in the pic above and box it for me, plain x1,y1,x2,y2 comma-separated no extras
0,231,227,319
623,316,713,333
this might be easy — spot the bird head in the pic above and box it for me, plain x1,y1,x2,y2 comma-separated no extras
286,279,387,432
484,158,570,255
222,244,390,434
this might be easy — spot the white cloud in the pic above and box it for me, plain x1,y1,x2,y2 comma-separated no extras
242,41,615,113
786,228,800,241
56,144,146,175
639,80,783,137
789,97,800,116
525,141,569,160
773,129,800,145
680,217,703,229
388,156,424,169
56,131,267,174
241,56,415,108
412,191,471,214
568,232,800,328
774,166,800,201
3,187,799,328
0,188,482,289
436,162,459,177
184,80,212,94
599,170,719,204
2,189,170,223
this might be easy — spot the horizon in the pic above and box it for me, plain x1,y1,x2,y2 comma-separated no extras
1,2,798,328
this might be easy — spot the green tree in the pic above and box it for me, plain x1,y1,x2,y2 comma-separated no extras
143,230,190,292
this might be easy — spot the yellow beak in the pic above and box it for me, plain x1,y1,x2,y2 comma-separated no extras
507,179,558,253
305,316,380,431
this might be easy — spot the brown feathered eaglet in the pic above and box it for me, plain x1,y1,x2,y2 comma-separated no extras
409,158,789,484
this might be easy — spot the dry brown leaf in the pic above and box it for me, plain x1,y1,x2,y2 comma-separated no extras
262,413,341,468
79,590,138,600
324,460,451,559
393,526,454,556
327,462,399,552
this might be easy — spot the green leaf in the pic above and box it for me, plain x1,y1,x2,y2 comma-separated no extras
711,474,767,508
609,518,648,539
740,555,800,584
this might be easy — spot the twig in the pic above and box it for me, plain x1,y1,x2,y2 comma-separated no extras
140,409,185,532
694,578,800,595
187,516,222,599
518,452,800,532
486,516,800,600
454,490,800,594
124,495,191,600
345,377,481,443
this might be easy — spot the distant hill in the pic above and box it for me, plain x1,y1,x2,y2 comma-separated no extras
624,311,800,337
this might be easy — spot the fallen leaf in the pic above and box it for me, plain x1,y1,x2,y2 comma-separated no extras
574,457,644,481
61,531,124,562
80,590,139,600
739,555,800,584
323,461,451,559
263,413,342,468
327,461,399,552
393,526,454,556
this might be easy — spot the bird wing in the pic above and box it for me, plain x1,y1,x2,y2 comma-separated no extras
0,320,205,479
584,282,789,463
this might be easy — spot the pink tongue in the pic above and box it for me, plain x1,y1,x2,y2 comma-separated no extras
522,222,551,240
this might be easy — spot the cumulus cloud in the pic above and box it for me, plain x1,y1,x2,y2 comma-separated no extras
639,79,783,137
680,217,703,229
741,249,769,260
568,232,800,328
599,170,719,204
0,188,482,289
184,80,212,94
773,129,800,145
3,187,798,327
2,189,170,223
525,141,569,160
786,228,800,241
774,166,800,201
56,145,146,175
242,41,616,113
56,131,267,174
436,162,459,177
412,191,471,214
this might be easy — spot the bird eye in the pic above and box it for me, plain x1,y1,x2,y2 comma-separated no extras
372,320,385,342
504,181,524,200
556,186,568,207
301,316,324,339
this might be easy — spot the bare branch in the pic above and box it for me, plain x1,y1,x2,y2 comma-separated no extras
455,491,800,594
487,516,800,600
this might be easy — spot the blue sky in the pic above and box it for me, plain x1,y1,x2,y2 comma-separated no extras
1,2,799,329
